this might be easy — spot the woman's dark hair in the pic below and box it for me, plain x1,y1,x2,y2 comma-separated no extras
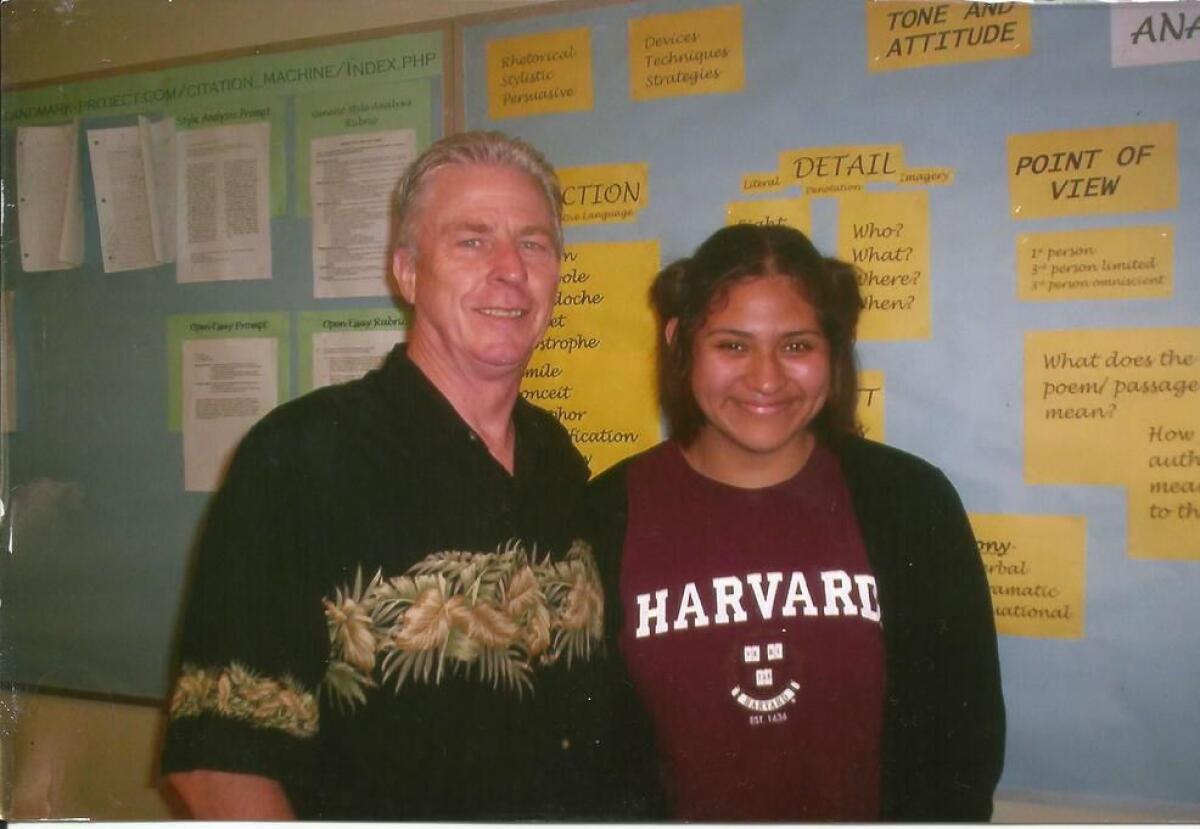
651,223,864,446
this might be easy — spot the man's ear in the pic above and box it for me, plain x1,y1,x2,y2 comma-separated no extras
664,318,679,345
392,246,416,305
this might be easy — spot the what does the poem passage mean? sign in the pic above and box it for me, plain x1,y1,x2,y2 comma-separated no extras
1026,328,1200,561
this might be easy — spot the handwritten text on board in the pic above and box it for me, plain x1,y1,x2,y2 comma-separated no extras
899,166,955,187
1017,226,1173,302
741,171,786,195
558,163,648,225
628,5,745,101
522,241,661,475
725,198,811,235
970,513,1086,639
1111,3,1200,68
487,28,593,119
838,190,930,341
1025,328,1200,560
1008,122,1178,219
779,144,904,189
866,1,1031,72
857,370,886,441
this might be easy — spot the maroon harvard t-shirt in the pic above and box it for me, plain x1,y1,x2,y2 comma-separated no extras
619,442,885,821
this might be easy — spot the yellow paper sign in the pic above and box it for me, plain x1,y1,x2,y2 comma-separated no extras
741,171,786,195
780,144,904,188
724,198,811,235
1017,226,1173,302
629,4,745,101
559,163,648,225
1127,425,1200,560
898,166,956,187
523,241,661,476
1008,122,1178,219
867,0,1031,72
487,28,593,119
857,369,886,441
837,190,930,341
1025,328,1200,560
970,513,1086,639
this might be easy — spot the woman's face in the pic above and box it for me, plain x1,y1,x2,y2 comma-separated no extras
684,273,831,478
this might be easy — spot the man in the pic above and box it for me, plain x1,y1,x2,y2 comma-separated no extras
161,131,657,819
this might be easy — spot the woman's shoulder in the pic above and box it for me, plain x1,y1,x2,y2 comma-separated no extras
830,434,940,472
586,443,682,541
830,434,949,484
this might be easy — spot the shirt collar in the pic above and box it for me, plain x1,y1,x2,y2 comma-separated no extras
378,343,543,479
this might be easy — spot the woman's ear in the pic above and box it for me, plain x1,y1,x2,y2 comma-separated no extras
664,318,679,345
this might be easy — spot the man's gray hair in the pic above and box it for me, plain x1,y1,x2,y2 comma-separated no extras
393,130,563,253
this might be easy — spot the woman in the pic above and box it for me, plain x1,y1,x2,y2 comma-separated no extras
589,224,1004,821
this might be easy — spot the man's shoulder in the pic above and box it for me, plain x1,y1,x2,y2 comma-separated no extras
515,395,571,438
248,378,363,441
232,368,401,471
514,397,590,477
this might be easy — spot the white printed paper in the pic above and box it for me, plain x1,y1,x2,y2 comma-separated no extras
85,119,177,272
1112,2,1200,68
182,337,278,492
88,125,159,273
311,129,417,298
140,116,178,263
312,328,406,389
177,122,272,283
16,123,84,272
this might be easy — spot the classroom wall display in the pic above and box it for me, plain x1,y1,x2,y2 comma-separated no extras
459,0,1199,812
0,27,448,699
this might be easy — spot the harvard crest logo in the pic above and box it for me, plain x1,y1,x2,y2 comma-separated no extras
730,640,800,723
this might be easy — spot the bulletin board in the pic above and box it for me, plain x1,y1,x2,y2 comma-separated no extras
458,0,1199,812
0,26,450,700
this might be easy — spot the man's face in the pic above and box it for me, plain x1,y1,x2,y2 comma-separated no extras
394,162,561,382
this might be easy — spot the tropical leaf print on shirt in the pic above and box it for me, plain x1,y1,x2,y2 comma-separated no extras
321,539,603,709
169,662,319,738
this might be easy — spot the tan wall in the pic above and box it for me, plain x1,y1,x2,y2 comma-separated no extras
6,691,174,819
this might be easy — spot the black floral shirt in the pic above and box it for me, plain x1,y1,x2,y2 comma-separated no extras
161,345,659,820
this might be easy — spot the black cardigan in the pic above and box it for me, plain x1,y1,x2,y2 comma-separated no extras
587,435,1005,822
